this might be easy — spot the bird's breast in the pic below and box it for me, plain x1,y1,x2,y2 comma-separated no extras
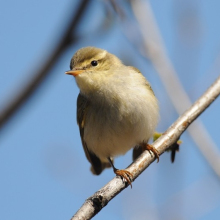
82,85,159,161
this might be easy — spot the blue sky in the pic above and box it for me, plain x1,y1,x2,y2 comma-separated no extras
0,0,220,219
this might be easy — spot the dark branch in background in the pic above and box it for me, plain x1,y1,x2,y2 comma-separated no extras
0,0,90,131
71,76,220,220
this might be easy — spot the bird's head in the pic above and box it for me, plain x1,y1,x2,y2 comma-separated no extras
65,47,122,95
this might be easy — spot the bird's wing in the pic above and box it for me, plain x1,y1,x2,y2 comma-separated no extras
77,93,110,175
128,66,155,95
128,66,156,160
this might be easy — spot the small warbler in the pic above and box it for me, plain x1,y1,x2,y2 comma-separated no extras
66,47,159,187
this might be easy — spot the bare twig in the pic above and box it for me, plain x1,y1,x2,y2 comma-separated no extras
0,0,90,130
130,1,220,177
71,76,220,219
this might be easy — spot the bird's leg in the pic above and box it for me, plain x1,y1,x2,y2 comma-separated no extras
143,143,160,162
153,132,181,162
108,157,133,188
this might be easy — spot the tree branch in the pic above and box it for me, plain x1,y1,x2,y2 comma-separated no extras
71,76,220,219
0,0,90,130
130,0,220,177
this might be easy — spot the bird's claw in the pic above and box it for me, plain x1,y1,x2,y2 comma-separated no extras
115,169,133,188
145,144,160,162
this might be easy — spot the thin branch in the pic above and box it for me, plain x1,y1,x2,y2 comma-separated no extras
0,0,90,130
108,0,220,177
130,1,220,177
71,76,220,219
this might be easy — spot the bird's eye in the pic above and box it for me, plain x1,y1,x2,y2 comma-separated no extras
91,60,98,66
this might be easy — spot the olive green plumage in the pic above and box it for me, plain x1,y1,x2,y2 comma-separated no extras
66,47,159,176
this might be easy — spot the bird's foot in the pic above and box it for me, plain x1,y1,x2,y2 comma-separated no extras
153,132,181,162
145,143,160,162
114,169,133,188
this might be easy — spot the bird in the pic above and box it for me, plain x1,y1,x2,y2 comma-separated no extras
65,47,159,187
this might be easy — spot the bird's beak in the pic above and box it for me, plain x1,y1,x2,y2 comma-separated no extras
65,69,84,77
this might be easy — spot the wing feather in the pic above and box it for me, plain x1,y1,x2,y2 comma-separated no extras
77,93,110,175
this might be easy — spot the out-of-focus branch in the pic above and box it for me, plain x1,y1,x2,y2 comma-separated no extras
0,0,90,131
129,1,220,177
71,76,220,219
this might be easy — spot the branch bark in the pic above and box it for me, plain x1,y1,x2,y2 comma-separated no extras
71,76,220,220
0,0,90,130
